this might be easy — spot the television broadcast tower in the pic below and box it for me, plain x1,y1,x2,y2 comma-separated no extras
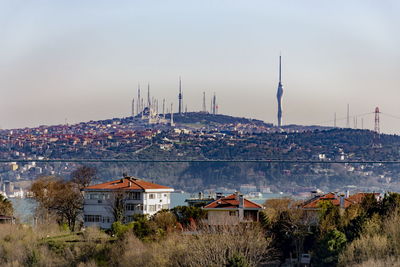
276,55,284,127
178,77,183,114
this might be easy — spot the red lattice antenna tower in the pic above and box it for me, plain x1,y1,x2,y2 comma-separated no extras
374,107,380,134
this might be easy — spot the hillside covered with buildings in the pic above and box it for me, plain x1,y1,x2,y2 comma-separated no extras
0,112,399,196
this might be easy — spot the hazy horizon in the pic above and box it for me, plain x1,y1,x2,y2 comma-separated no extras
1,1,400,133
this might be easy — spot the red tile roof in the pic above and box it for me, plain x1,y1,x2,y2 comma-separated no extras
84,177,173,191
302,192,379,209
204,194,263,209
346,192,380,204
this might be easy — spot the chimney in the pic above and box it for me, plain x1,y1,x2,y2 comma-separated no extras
216,192,224,199
238,194,244,221
128,181,132,187
340,194,345,209
345,190,350,198
239,194,244,208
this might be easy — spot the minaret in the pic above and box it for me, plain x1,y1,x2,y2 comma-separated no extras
131,98,135,117
178,77,183,114
141,98,144,119
212,93,217,115
162,98,166,118
147,83,151,109
170,103,174,126
277,55,284,127
137,84,141,115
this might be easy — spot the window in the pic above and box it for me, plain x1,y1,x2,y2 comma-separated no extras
148,205,156,212
229,211,237,216
148,194,155,199
84,215,102,222
102,217,111,223
125,203,137,211
89,193,106,200
127,192,141,200
157,193,162,199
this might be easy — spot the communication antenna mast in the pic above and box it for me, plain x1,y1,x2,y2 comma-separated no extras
178,77,183,114
374,107,380,134
346,104,350,128
202,92,206,113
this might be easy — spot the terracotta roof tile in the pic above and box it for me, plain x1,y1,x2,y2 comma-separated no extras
204,194,263,209
302,192,379,209
84,177,173,191
346,192,380,204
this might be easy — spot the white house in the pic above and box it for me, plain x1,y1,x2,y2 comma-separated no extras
82,176,174,229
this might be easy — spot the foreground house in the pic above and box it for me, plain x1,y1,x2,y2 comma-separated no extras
301,192,381,211
0,215,15,224
83,176,174,229
203,192,263,225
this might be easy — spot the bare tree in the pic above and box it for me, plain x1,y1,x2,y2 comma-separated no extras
71,165,97,189
0,193,13,216
107,190,127,223
31,176,82,231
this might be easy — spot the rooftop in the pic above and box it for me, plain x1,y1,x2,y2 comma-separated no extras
302,192,380,209
204,193,263,209
83,176,174,191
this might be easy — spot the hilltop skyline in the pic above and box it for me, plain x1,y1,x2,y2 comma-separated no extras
1,1,400,133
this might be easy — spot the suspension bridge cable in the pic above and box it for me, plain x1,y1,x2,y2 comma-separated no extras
0,158,400,164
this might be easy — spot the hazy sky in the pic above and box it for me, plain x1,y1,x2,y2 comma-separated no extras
1,1,400,133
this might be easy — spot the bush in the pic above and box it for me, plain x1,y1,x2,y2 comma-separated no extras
111,221,134,239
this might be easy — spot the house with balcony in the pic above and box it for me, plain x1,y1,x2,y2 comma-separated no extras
203,192,263,225
82,175,174,229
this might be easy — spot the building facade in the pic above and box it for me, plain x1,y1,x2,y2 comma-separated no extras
203,192,263,225
82,176,174,229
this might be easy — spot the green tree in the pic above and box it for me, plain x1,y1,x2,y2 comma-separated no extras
171,206,206,227
314,229,347,266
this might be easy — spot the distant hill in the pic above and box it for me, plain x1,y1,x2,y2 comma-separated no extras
2,112,399,194
165,112,272,127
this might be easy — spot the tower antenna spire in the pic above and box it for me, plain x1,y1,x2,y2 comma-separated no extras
279,54,282,84
276,54,284,127
178,76,183,114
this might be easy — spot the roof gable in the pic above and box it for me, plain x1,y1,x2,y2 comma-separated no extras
83,177,173,191
204,194,263,209
302,192,379,209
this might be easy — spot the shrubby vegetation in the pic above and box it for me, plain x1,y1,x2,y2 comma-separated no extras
261,193,400,266
0,208,275,267
0,193,13,216
5,170,400,266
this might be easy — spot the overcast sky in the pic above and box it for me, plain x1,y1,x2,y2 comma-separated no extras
0,1,399,133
